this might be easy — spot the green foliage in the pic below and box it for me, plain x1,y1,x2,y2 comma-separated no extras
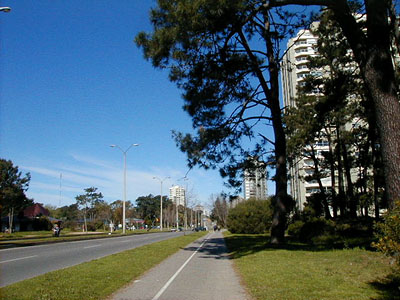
0,158,33,216
373,200,400,266
288,215,374,246
288,217,335,243
136,194,161,222
210,193,228,227
86,222,98,232
227,199,273,234
136,0,302,243
32,216,53,231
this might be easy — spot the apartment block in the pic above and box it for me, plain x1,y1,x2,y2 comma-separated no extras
281,24,334,210
243,159,268,200
169,185,186,207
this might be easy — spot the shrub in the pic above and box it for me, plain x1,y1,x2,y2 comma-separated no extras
373,200,400,266
86,222,97,232
32,216,53,231
227,198,273,234
287,217,335,243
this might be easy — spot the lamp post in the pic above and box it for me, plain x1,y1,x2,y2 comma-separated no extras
181,177,189,232
153,176,170,231
110,144,139,234
177,176,191,232
0,7,11,12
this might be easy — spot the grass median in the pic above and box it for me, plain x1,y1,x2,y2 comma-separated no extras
0,231,207,300
0,229,165,249
224,232,400,300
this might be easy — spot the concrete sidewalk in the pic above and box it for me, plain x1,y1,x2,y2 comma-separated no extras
109,231,250,300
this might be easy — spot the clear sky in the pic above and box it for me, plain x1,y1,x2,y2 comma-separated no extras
0,0,275,209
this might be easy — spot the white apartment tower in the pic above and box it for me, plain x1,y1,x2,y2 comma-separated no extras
243,160,268,200
281,23,333,210
169,185,186,207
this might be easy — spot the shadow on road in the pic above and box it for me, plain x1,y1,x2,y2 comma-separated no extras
181,235,230,260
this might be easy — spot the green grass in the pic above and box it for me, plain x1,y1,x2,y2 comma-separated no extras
0,231,207,300
0,229,168,248
224,233,400,300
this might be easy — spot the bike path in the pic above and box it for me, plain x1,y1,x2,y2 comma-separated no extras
109,231,250,300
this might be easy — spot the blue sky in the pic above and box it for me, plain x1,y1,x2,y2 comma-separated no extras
0,0,276,209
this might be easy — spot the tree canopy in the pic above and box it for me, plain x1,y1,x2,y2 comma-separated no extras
136,0,400,243
0,159,33,217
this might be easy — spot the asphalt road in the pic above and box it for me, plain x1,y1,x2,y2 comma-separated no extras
0,231,187,287
111,231,249,300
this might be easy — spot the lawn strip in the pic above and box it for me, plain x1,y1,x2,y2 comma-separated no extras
224,232,398,300
0,230,169,249
0,231,207,300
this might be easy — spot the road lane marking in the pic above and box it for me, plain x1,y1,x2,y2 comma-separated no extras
0,255,38,264
152,234,211,300
83,244,101,249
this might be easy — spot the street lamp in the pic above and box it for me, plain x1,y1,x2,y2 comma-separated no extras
0,7,11,13
179,177,190,232
110,143,139,234
153,176,170,231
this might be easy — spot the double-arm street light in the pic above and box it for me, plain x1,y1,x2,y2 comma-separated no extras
110,144,139,234
153,176,170,231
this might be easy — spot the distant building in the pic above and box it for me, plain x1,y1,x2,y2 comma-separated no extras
169,185,186,206
243,158,268,200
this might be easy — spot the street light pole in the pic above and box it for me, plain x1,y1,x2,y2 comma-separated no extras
182,177,189,231
110,144,139,234
153,176,170,231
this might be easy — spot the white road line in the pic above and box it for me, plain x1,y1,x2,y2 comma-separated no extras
83,244,101,249
152,234,211,300
0,255,38,264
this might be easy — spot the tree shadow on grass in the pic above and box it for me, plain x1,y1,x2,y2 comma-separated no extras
223,234,374,259
368,273,400,300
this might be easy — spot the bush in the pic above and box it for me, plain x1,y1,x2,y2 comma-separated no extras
61,220,78,231
227,198,273,234
86,222,97,232
287,217,335,242
373,200,400,266
32,216,53,231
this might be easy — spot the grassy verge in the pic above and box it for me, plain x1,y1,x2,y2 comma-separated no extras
224,232,400,300
0,231,207,300
0,229,169,249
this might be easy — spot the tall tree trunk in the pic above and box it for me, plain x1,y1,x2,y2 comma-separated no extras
372,138,380,219
238,11,289,244
332,0,400,207
336,125,346,216
341,142,356,217
310,145,331,219
8,207,14,233
265,14,289,245
326,128,338,218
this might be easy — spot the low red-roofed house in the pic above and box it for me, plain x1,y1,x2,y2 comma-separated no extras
1,203,58,232
23,203,50,218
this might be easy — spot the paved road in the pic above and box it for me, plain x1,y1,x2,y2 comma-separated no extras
110,231,250,300
0,231,187,287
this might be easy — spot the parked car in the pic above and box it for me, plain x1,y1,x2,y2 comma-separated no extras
193,226,207,232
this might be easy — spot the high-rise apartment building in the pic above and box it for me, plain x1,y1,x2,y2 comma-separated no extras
169,185,186,207
281,23,333,210
243,159,268,200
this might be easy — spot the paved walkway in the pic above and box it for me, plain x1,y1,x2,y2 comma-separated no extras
109,231,250,300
